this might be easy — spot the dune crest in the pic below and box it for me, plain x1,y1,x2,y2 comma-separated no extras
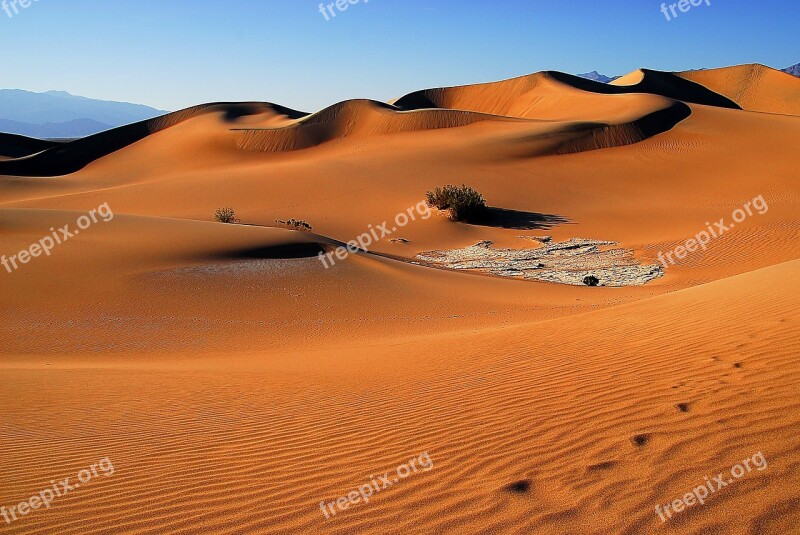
3,63,793,178
0,103,307,176
235,99,522,152
676,63,800,115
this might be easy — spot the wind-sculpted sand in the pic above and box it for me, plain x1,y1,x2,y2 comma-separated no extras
1,64,799,534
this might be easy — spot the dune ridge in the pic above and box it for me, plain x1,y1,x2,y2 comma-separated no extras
554,101,691,154
3,64,793,178
676,63,800,115
394,69,739,114
235,98,690,155
0,103,307,176
235,99,523,153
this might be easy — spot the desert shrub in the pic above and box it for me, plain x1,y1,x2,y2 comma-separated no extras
214,207,238,224
276,218,312,231
426,184,487,222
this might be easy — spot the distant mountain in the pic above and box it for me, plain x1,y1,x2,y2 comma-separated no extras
576,71,620,84
0,118,114,139
0,89,167,138
783,63,800,77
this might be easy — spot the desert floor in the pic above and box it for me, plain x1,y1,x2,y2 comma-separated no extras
1,64,799,534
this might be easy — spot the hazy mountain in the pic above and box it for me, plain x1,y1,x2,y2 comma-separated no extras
576,71,620,83
783,63,800,77
0,118,115,139
0,89,167,138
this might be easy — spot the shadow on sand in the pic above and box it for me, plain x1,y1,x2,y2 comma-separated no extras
469,207,571,230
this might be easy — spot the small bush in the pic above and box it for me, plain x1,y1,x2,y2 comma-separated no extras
426,184,487,222
276,218,312,231
214,207,238,224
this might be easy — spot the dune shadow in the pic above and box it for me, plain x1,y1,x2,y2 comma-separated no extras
470,207,571,230
0,133,63,158
216,243,324,260
222,103,309,122
547,70,741,110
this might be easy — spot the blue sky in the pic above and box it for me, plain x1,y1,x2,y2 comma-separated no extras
0,0,797,112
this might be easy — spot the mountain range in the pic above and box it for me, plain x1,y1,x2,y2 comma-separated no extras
575,71,621,83
783,62,800,77
0,89,167,138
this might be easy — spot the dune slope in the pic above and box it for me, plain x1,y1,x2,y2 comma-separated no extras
1,64,798,534
676,63,800,115
0,103,307,176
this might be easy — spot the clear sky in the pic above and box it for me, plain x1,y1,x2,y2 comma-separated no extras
1,0,797,112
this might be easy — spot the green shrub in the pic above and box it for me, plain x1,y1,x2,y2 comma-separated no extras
214,207,238,224
426,184,487,222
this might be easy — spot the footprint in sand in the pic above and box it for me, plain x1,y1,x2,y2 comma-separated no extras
587,461,618,472
504,480,532,494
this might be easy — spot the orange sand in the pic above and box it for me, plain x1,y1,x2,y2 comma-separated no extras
1,64,799,534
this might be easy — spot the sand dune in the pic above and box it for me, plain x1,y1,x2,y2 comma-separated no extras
0,103,307,177
391,72,672,120
2,260,797,534
10,66,764,182
0,98,690,176
236,98,692,156
676,63,800,115
394,69,738,115
0,133,62,159
607,68,742,109
0,69,708,177
1,64,798,534
235,99,524,153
